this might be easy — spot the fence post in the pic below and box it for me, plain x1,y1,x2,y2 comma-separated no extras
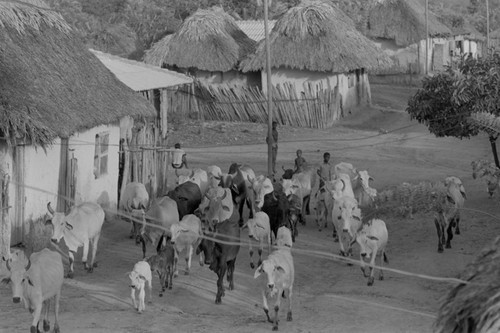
0,174,10,260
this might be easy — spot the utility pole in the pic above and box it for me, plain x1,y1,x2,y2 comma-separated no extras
486,0,490,52
264,0,273,177
425,0,429,75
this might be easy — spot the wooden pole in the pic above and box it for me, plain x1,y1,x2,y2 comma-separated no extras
264,0,273,177
425,0,429,75
486,0,490,52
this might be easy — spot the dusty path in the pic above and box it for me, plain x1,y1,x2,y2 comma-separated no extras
2,89,500,332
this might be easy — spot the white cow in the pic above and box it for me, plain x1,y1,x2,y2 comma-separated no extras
170,214,203,276
128,260,152,313
275,226,293,248
334,163,377,208
282,167,317,216
335,196,362,257
46,202,105,278
254,248,295,331
4,248,64,333
206,165,223,189
177,168,209,195
244,211,271,269
248,175,274,210
352,219,389,286
119,182,149,240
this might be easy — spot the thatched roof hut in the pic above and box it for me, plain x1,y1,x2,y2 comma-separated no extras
143,7,256,72
434,236,500,333
0,0,156,147
240,0,393,73
366,0,452,47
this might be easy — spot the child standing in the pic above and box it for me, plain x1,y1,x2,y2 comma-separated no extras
317,152,333,189
171,143,188,169
294,149,306,173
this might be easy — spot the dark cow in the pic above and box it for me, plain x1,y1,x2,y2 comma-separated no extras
261,182,291,242
281,166,295,180
167,181,202,220
196,219,240,304
286,193,302,242
219,163,255,227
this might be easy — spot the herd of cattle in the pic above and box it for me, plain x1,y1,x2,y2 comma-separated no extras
0,161,468,332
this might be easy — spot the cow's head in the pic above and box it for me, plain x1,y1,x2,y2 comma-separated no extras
204,188,233,228
281,166,294,180
286,194,301,224
281,179,300,197
128,270,147,289
45,202,72,243
3,255,32,304
336,196,361,234
445,176,467,200
486,175,499,197
254,259,285,296
249,175,273,209
357,170,377,198
355,228,378,260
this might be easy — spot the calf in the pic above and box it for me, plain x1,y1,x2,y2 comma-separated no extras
244,211,271,269
128,260,152,313
146,243,176,297
254,247,295,331
281,167,317,222
352,219,389,286
276,226,293,248
3,248,64,333
170,214,203,276
261,184,290,241
196,219,240,304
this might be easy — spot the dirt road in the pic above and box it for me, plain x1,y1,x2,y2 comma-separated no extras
2,102,500,333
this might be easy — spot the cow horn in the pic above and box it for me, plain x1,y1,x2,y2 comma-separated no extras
190,170,195,178
47,202,55,215
5,258,11,271
340,179,346,191
282,165,286,171
221,189,227,201
25,260,31,271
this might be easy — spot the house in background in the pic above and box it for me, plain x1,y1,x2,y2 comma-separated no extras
90,49,193,199
447,22,484,60
144,7,259,87
0,0,156,245
241,0,392,115
365,0,453,77
236,20,276,43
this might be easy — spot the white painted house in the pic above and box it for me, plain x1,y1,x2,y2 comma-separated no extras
0,1,156,245
241,1,392,115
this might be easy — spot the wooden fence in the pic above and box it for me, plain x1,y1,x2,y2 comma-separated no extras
194,81,343,129
0,174,10,259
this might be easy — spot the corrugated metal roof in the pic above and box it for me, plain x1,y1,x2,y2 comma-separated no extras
90,49,193,92
236,20,276,42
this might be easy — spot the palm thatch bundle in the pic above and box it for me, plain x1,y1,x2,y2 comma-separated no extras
143,7,256,72
240,0,393,73
434,236,500,333
366,0,452,47
0,0,155,147
374,181,449,217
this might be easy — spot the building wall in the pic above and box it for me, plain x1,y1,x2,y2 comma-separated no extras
69,124,120,220
261,67,371,114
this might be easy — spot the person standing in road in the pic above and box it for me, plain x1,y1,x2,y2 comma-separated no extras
172,143,188,169
266,121,279,174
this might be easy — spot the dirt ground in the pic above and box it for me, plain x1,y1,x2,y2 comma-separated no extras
2,84,500,333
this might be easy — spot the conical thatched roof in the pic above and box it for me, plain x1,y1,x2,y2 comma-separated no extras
240,0,393,73
434,236,500,333
143,7,256,72
366,0,452,47
0,0,156,147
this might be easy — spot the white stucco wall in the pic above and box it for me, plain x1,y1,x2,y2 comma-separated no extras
69,124,120,219
22,142,61,222
260,67,370,113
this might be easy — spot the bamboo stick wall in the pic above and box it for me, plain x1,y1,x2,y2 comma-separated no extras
194,81,343,129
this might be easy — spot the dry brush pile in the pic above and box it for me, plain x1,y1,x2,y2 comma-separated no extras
434,236,500,333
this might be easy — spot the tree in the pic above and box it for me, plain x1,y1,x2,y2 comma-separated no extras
407,54,500,167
